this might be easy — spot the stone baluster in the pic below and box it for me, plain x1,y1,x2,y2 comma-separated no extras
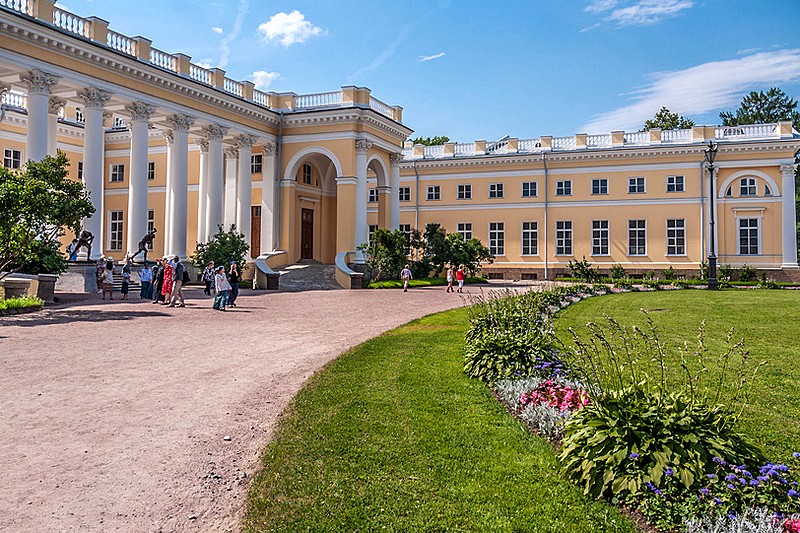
78,86,112,259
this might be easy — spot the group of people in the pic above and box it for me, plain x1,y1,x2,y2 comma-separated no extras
201,261,241,311
95,256,132,300
399,264,466,293
144,256,189,307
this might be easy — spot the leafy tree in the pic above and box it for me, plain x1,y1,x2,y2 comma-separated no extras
189,224,249,272
410,135,450,146
358,228,409,281
719,88,800,126
642,107,695,131
422,223,449,274
0,152,94,278
446,233,493,276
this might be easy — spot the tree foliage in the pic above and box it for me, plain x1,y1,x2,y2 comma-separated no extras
358,228,409,281
0,152,94,278
720,88,800,127
189,224,250,271
642,107,695,131
409,135,450,146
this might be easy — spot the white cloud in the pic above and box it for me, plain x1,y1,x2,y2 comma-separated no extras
419,52,446,62
195,60,214,69
212,26,223,34
257,11,324,47
579,49,800,133
585,0,693,27
218,0,249,69
251,70,280,90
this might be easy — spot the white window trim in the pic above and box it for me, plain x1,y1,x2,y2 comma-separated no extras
457,184,472,200
665,219,687,257
457,222,473,241
521,221,538,256
522,181,538,198
427,185,441,201
107,210,124,251
628,176,646,194
591,179,608,195
627,219,647,256
591,220,610,256
109,163,125,183
489,221,505,256
555,180,572,196
735,215,762,256
489,183,504,199
666,175,685,193
555,221,573,256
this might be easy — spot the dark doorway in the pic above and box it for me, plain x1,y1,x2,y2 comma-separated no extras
251,206,261,258
301,208,314,259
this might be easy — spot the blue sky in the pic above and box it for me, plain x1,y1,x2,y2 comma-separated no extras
60,0,800,142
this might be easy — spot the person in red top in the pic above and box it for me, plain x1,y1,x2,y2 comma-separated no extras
161,260,174,304
455,266,465,293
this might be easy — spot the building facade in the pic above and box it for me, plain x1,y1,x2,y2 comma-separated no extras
1,1,798,285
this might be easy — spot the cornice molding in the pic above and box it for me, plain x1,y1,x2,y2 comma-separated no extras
282,108,411,141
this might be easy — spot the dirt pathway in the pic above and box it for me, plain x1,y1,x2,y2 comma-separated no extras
0,286,470,532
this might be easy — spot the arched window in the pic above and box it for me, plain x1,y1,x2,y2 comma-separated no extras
302,163,313,185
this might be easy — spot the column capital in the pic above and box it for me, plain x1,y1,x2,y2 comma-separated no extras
390,153,404,165
48,96,66,115
355,138,372,153
262,141,277,157
225,147,239,159
780,163,798,177
22,69,60,95
202,123,229,141
234,133,257,148
78,86,112,109
163,129,174,145
166,113,195,131
197,138,209,152
125,101,156,121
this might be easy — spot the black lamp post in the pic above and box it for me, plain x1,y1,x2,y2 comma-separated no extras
705,141,719,290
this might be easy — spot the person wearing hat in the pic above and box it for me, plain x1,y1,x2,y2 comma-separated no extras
400,264,413,292
213,265,231,311
227,261,240,307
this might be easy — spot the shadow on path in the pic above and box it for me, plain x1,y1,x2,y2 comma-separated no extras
0,309,170,327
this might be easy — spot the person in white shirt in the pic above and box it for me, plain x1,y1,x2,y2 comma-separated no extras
400,264,413,292
212,266,232,311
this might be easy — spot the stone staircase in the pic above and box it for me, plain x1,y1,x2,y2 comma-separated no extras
277,260,341,291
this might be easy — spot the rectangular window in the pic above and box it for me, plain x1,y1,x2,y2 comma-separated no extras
666,175,684,192
489,183,504,198
77,161,84,181
302,163,313,185
368,187,379,203
522,221,538,255
489,222,504,256
110,163,125,183
592,220,609,255
109,211,124,251
739,218,759,255
628,220,647,255
522,181,537,197
556,221,573,255
399,223,412,242
147,209,155,250
740,178,757,196
3,148,22,169
427,185,441,201
457,184,472,199
147,161,155,181
368,224,378,244
666,219,685,255
556,180,572,196
399,187,411,202
592,178,608,195
457,222,473,241
251,153,263,174
628,176,646,194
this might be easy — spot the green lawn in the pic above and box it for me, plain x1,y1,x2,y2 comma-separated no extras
244,308,636,532
554,289,800,460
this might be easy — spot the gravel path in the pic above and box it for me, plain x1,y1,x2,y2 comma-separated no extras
0,286,470,532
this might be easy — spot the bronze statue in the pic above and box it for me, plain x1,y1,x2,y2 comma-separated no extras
130,228,157,264
73,229,94,260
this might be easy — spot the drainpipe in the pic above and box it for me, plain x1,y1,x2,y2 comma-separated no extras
274,111,284,249
542,151,549,280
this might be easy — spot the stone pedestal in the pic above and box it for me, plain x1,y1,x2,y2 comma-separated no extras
55,262,100,293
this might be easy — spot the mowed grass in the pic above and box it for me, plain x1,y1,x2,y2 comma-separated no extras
245,308,636,532
554,289,800,460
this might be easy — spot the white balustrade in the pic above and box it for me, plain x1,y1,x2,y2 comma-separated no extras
662,129,692,143
454,143,476,156
149,48,177,72
107,30,134,56
0,0,31,16
2,91,27,110
401,148,413,159
425,145,445,158
552,136,576,150
188,64,211,84
586,134,612,148
518,138,542,151
52,6,90,38
624,131,649,145
368,96,393,118
486,140,508,153
716,124,777,139
252,90,270,107
223,77,243,97
296,91,343,109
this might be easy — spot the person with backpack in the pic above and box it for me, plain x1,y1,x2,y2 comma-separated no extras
168,256,187,307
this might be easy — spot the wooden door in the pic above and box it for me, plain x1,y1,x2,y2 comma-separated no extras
301,208,313,259
251,206,261,258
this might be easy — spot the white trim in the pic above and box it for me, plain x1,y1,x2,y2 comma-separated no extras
488,221,505,256
735,216,762,256
393,196,703,212
718,197,780,205
718,169,780,199
520,220,539,256
590,219,610,256
665,217,687,257
367,152,389,188
627,218,647,257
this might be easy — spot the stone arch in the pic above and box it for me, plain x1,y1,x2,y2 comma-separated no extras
283,146,343,183
367,153,389,188
718,169,780,198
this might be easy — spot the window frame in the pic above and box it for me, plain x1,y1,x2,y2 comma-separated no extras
740,177,757,197
368,187,379,203
488,183,504,199
666,175,685,193
146,209,155,250
147,161,155,181
399,187,411,202
108,210,124,251
666,218,686,256
591,178,608,195
3,148,22,169
628,219,647,256
427,185,441,201
738,217,760,255
555,220,573,256
110,163,125,183
522,181,538,198
457,184,472,200
302,163,313,185
457,222,473,241
251,153,263,174
488,222,505,256
555,180,572,196
591,220,609,256
521,221,538,256
628,176,646,194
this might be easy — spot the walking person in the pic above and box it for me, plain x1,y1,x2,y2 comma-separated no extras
168,257,186,307
400,264,413,292
102,263,114,300
161,258,174,305
455,265,465,293
227,261,240,307
212,265,231,311
152,260,165,303
202,261,215,296
445,266,454,293
139,263,153,299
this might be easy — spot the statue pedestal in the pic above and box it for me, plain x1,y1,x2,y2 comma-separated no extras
55,262,99,293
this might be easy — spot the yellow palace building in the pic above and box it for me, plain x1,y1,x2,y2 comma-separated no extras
1,1,799,286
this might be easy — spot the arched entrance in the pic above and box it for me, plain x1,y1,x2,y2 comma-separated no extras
367,154,390,229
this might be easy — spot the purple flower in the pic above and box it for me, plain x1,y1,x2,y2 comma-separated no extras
793,452,800,459
725,474,737,482
727,484,736,490
665,467,674,477
714,497,723,505
713,456,724,464
777,464,790,472
707,473,716,479
757,476,769,482
789,489,799,498
739,478,747,485
750,479,760,487
629,453,639,460
700,488,710,495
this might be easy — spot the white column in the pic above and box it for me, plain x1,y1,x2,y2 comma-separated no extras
224,147,238,228
203,124,228,239
163,130,174,254
78,87,112,260
166,113,195,259
781,164,798,267
47,96,65,156
22,70,60,163
261,142,277,253
235,134,255,258
354,138,371,262
125,102,156,255
389,153,403,230
196,139,209,244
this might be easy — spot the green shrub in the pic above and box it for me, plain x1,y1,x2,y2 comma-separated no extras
0,295,43,310
661,266,677,281
719,264,734,281
568,257,599,282
610,264,627,280
739,264,757,282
